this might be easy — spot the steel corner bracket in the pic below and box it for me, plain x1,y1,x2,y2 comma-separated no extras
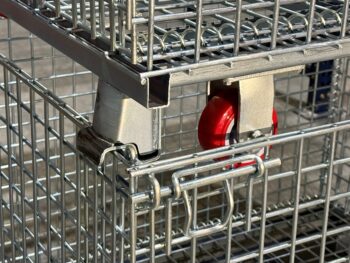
76,80,161,165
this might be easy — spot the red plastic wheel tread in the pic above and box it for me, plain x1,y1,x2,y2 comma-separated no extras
198,92,278,167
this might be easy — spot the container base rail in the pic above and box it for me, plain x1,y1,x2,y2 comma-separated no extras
1,7,350,263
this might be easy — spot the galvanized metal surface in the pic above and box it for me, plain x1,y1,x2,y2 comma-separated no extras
1,0,350,107
1,9,350,263
92,80,156,154
237,74,275,139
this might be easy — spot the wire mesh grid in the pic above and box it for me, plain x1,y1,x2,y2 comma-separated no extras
1,17,350,263
41,0,350,73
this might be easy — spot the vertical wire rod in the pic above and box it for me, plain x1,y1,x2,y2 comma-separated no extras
109,0,116,52
165,198,172,256
101,163,106,263
72,0,78,28
233,0,242,56
98,0,106,36
80,0,86,23
54,0,61,17
341,0,350,38
194,0,203,63
245,176,254,232
147,0,155,71
119,197,126,262
83,162,89,261
89,0,97,39
270,0,280,49
319,131,337,263
4,66,16,262
118,1,126,48
59,112,66,261
131,0,138,64
29,88,39,263
111,156,117,262
306,0,316,43
16,77,27,260
0,135,4,263
127,0,133,30
258,147,270,262
289,138,304,263
75,145,81,260
130,177,137,263
225,179,234,262
190,163,199,263
149,178,156,263
44,96,52,261
93,168,98,263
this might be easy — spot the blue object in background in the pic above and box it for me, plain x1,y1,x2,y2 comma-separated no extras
306,60,333,114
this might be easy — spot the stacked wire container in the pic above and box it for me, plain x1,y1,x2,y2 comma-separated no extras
1,0,350,262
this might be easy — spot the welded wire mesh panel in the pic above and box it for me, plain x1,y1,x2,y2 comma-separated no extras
1,18,350,263
127,120,350,262
42,0,350,70
0,57,129,262
0,19,125,262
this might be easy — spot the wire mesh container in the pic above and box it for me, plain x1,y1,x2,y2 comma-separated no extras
1,2,350,263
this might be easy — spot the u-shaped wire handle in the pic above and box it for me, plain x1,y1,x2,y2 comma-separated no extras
172,154,274,238
182,178,234,238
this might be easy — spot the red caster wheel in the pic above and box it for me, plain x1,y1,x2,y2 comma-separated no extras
198,91,278,167
0,12,7,19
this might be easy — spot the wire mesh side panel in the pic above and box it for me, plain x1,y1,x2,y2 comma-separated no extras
128,59,350,261
128,121,350,263
0,18,98,118
0,58,128,262
334,58,350,213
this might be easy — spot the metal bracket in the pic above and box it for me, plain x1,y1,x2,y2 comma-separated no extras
76,80,161,166
92,80,159,154
210,66,304,142
237,74,275,140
